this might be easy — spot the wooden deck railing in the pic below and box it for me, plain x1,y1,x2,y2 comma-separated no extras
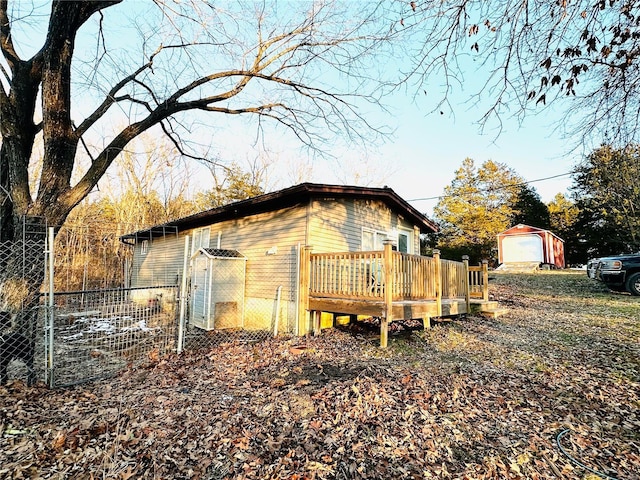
390,251,438,300
468,261,489,301
306,246,488,303
440,258,467,299
301,243,489,347
308,251,386,299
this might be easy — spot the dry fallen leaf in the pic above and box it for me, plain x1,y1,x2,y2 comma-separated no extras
0,273,638,479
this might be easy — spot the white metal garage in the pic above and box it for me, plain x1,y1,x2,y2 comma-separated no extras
501,234,544,263
497,224,565,268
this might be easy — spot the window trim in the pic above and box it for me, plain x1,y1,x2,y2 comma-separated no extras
361,227,389,251
397,227,414,254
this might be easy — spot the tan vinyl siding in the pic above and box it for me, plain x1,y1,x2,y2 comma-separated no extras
309,198,422,253
210,206,307,296
413,226,420,254
131,233,184,286
208,206,307,331
130,205,308,332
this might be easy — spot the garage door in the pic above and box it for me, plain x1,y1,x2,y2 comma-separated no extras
502,234,543,263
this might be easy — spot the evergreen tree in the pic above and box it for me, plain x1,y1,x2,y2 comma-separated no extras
547,193,584,265
434,158,523,264
510,185,551,230
571,144,640,255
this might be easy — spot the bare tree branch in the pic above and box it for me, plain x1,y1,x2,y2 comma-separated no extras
396,0,640,146
0,0,395,236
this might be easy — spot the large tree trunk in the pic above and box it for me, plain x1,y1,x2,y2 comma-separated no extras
0,1,120,243
0,61,41,243
0,1,120,349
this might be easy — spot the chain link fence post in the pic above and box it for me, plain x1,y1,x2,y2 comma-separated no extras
45,227,55,387
177,235,190,354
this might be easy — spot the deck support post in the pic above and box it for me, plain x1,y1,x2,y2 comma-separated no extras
462,255,470,315
482,259,489,301
433,249,442,318
312,311,321,336
381,240,394,348
298,245,313,336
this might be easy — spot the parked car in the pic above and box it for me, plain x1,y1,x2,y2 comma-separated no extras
586,258,600,279
591,254,640,296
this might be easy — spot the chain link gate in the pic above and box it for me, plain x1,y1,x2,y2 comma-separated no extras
0,217,47,386
176,237,300,352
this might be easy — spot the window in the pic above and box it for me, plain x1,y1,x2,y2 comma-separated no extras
397,228,413,254
398,232,408,253
141,240,149,255
191,227,211,254
362,228,388,251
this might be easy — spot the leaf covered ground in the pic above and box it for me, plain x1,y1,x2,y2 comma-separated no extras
1,272,639,479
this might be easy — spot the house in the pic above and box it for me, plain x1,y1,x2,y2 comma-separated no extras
497,224,565,269
121,183,490,345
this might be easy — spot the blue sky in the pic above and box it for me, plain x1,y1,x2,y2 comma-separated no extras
308,95,577,216
368,96,577,215
214,64,582,218
9,1,583,218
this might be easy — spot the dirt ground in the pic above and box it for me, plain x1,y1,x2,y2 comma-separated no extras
1,272,639,479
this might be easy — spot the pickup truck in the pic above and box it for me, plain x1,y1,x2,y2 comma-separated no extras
592,254,640,296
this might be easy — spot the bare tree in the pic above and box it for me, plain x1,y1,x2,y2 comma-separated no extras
0,0,393,242
195,159,270,209
393,0,640,147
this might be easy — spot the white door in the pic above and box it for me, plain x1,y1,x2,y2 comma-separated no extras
502,235,543,263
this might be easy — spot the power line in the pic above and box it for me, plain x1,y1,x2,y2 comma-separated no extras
407,171,574,203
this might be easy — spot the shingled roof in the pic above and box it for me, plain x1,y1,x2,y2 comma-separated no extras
121,183,438,242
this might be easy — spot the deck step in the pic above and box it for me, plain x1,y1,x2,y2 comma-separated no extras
473,300,499,310
479,307,509,319
495,261,540,273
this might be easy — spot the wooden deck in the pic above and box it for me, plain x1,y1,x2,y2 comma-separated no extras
308,297,469,320
299,242,490,347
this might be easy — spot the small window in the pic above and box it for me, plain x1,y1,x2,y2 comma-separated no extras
141,240,149,255
397,228,413,254
362,227,388,251
191,227,211,254
398,232,408,253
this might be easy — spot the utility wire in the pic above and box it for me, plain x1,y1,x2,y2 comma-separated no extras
407,171,574,203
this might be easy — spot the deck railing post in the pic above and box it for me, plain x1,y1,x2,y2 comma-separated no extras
298,245,313,336
482,259,489,301
462,255,470,314
433,249,442,317
381,240,394,348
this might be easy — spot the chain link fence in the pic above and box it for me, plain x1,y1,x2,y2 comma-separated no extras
0,217,47,386
44,223,180,387
1,219,302,387
47,286,179,387
181,245,299,350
